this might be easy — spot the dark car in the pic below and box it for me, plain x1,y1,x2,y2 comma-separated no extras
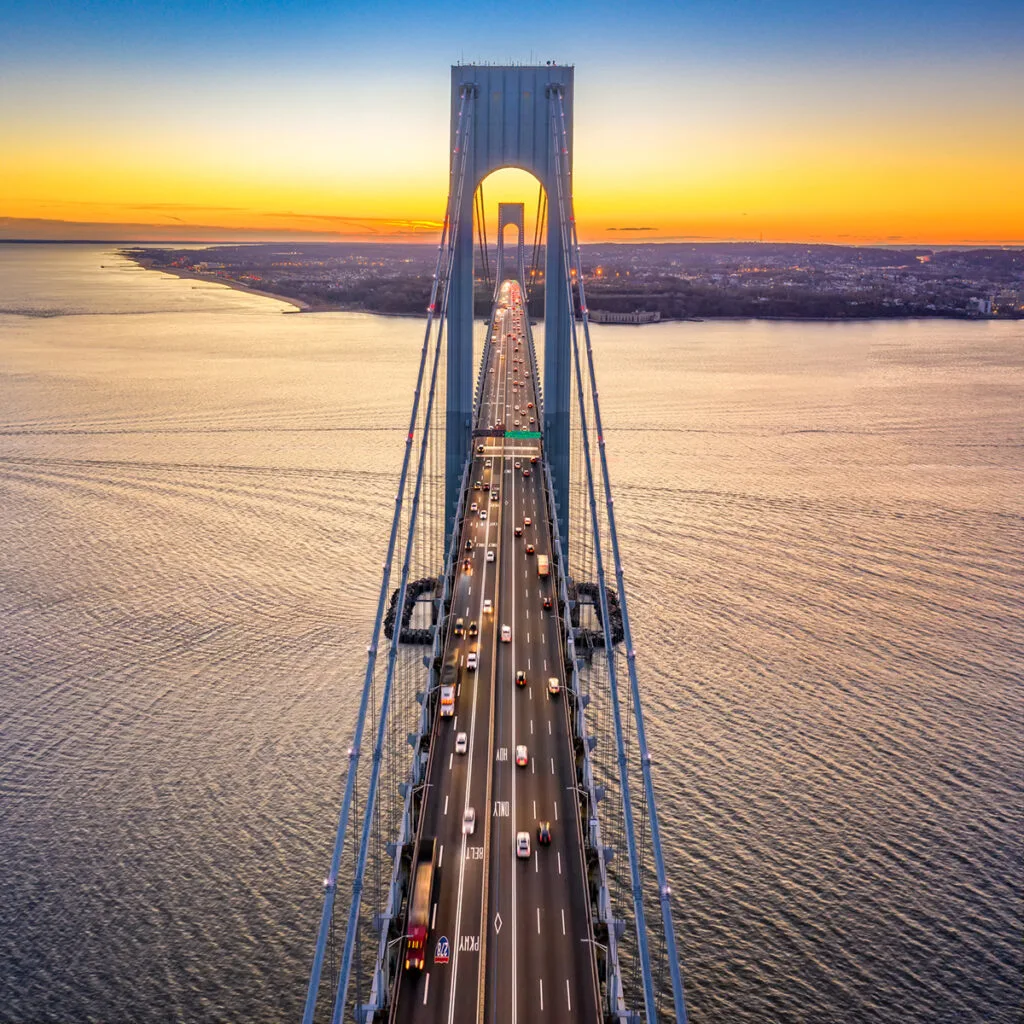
537,821,552,845
542,595,553,609
465,539,474,550
468,620,479,637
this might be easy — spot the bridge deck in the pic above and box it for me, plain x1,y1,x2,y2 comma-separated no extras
392,280,601,1023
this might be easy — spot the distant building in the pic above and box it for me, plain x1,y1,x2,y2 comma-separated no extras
968,296,993,316
588,309,661,324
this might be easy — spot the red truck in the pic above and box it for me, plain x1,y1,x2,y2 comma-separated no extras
404,838,437,970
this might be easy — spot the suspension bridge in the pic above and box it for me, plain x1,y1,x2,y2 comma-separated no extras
301,65,689,1024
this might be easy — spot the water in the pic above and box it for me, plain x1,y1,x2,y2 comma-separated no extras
1,244,1021,1023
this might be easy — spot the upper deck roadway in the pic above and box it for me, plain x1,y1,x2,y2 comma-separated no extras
392,281,601,1023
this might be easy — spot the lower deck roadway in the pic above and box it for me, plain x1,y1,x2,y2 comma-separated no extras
391,281,601,1023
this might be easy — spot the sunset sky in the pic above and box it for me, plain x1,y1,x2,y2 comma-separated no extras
1,0,1021,245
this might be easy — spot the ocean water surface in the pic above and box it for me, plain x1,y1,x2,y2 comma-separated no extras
1,244,1021,1023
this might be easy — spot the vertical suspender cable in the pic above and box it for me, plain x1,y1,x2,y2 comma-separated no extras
547,88,659,1024
552,89,689,1024
328,84,476,1024
301,88,473,1024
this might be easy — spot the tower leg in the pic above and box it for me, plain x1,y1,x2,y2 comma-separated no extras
543,197,571,566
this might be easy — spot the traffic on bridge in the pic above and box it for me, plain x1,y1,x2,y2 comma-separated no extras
392,280,600,1022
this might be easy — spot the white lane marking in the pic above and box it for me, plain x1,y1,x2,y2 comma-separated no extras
557,851,562,875
531,758,535,774
548,721,552,735
536,907,541,934
532,799,536,818
535,851,539,873
543,659,548,671
539,979,544,1011
554,803,558,821
465,605,470,615
444,795,449,815
530,720,533,735
527,657,531,671
550,758,555,774
449,753,453,770
423,973,430,1005
439,844,444,867
566,979,571,1012
529,688,533,701
527,632,530,643
468,585,472,596
561,908,565,935
433,902,438,928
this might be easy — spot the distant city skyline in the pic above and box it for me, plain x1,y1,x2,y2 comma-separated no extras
2,0,1022,244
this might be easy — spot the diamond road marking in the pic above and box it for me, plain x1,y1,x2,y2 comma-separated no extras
494,912,503,934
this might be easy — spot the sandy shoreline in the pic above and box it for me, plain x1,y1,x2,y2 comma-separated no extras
122,254,318,311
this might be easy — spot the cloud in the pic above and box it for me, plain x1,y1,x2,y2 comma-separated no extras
607,226,657,232
0,216,438,242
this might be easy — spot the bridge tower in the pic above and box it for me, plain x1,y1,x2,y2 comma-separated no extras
495,201,525,284
446,64,574,559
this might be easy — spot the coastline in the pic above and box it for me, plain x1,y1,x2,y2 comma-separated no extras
123,253,314,311
121,254,1018,324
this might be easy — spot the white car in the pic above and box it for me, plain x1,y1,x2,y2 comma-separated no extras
515,744,528,767
524,517,532,527
463,807,477,835
455,731,468,755
483,599,493,615
470,502,478,512
547,677,561,696
479,510,487,520
466,651,478,671
516,831,531,859
486,549,495,563
501,624,512,643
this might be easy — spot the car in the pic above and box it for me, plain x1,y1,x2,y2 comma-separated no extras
486,549,495,563
468,620,479,637
523,469,531,477
463,807,476,835
514,420,520,427
548,677,561,696
537,821,551,845
527,402,534,409
476,444,485,453
530,456,538,464
514,461,521,468
516,831,531,859
463,557,472,572
470,502,478,513
479,510,487,520
501,624,511,643
474,481,481,490
515,744,528,767
515,525,523,537
453,617,465,637
524,517,532,527
515,670,526,687
482,481,490,491
455,731,468,755
466,651,478,671
543,595,553,609
525,543,535,555
529,417,535,424
491,491,499,502
483,599,493,615
465,539,473,551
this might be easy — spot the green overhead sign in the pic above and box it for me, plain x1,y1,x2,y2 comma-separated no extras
505,430,542,439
